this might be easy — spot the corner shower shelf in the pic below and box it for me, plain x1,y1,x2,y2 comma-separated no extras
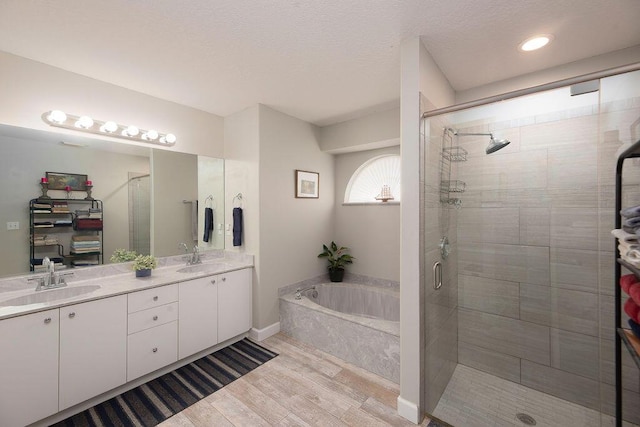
440,128,468,206
440,180,466,193
442,146,468,162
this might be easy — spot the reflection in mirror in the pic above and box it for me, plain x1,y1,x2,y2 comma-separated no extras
0,125,224,278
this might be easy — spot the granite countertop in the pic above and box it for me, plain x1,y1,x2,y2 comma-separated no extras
0,251,253,320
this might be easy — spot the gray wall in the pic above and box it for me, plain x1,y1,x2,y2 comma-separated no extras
450,82,640,423
334,146,400,281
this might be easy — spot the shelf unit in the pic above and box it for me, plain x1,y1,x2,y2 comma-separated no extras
29,198,103,271
439,127,467,207
614,139,640,427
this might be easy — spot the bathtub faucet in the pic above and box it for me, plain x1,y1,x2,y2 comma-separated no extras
295,285,317,300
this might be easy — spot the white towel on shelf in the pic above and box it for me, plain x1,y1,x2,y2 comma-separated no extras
612,228,639,244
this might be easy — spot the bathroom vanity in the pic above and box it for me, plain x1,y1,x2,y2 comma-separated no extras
0,255,252,427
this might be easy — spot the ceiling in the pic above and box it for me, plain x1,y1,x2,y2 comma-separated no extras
0,0,639,127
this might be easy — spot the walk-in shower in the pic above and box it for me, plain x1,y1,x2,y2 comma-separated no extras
421,69,640,426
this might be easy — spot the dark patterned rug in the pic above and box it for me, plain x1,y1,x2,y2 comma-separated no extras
51,338,277,427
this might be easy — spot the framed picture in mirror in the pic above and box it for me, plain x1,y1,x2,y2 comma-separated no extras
46,172,89,190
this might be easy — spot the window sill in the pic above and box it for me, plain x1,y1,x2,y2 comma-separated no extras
342,201,400,206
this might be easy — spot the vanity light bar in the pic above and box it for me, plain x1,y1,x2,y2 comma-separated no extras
42,110,177,146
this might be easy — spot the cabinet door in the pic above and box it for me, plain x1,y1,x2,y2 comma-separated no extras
0,309,59,427
59,295,127,410
218,268,252,343
127,321,178,381
178,275,218,359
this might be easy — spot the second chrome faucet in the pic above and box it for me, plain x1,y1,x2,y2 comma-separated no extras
179,243,202,265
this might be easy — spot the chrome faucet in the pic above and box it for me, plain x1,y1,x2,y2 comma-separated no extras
295,285,317,300
179,243,202,265
29,257,73,291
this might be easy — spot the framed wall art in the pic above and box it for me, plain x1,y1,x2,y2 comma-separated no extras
295,170,319,198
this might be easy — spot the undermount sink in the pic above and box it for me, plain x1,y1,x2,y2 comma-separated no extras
0,285,101,307
176,263,225,274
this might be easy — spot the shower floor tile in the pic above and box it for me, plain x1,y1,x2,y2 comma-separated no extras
433,364,638,427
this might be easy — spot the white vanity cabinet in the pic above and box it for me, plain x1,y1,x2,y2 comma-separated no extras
127,285,179,381
0,309,60,427
178,275,218,359
218,268,252,343
59,295,128,410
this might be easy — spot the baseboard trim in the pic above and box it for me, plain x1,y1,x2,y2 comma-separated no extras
397,395,420,424
249,322,280,341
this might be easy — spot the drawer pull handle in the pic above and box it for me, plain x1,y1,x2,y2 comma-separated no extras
152,347,158,353
153,296,158,301
68,312,76,319
44,317,51,324
222,277,226,282
211,279,216,284
153,315,158,321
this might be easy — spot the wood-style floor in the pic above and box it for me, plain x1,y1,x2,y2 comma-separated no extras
158,333,435,426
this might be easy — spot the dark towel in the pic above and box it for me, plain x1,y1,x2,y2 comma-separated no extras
624,216,640,229
233,207,243,246
629,319,640,339
622,205,640,219
203,207,214,242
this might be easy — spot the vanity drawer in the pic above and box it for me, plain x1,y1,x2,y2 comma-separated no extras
128,284,178,313
127,302,178,335
127,321,178,381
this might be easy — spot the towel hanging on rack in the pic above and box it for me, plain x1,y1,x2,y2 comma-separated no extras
233,207,243,246
203,207,214,242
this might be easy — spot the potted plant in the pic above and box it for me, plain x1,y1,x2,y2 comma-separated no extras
132,254,157,278
110,248,138,263
318,241,354,282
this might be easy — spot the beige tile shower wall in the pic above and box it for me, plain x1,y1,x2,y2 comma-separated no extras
454,99,640,422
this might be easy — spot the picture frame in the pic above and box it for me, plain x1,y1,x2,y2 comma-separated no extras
295,170,319,199
46,172,89,191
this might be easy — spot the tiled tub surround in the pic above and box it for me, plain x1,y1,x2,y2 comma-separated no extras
445,96,640,424
280,281,400,383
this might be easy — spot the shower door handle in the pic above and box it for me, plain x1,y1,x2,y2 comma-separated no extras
433,261,442,290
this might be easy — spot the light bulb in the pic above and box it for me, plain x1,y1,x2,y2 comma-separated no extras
161,133,176,144
100,121,118,133
122,125,139,137
519,35,552,52
75,116,94,129
48,110,67,124
142,129,159,141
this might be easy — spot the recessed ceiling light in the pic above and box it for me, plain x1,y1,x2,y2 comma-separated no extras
519,35,553,52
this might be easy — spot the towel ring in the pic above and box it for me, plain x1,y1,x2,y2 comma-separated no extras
205,195,215,209
233,193,243,208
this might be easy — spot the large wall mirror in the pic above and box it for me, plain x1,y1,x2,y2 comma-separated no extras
0,124,224,278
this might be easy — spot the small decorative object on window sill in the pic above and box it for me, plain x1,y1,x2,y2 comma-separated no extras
375,185,394,202
65,185,72,199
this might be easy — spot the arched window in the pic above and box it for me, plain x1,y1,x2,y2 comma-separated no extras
344,154,401,203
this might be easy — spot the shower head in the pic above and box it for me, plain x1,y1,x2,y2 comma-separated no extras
486,136,511,154
448,128,511,155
